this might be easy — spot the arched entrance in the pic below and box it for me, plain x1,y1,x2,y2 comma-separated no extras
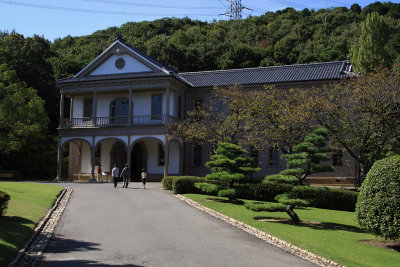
131,141,148,181
110,141,127,177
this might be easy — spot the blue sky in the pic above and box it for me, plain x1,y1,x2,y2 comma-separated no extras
0,0,399,41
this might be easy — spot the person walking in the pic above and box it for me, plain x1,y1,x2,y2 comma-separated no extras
111,164,119,188
141,169,147,189
96,165,103,182
121,164,131,188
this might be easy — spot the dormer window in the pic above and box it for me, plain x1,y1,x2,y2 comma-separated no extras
115,57,125,70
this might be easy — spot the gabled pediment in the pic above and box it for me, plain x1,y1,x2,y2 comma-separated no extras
74,40,171,78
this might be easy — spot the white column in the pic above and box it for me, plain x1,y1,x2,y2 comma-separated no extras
163,136,169,177
59,93,64,127
55,139,62,182
92,91,97,126
128,89,132,126
166,85,170,123
127,136,131,169
90,137,95,180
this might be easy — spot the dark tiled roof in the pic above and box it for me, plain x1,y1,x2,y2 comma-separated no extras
57,71,170,84
179,61,352,88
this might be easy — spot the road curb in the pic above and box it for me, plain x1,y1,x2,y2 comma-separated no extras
9,188,73,267
175,194,343,267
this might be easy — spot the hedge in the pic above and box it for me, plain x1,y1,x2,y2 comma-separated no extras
234,182,294,202
161,176,175,190
161,176,206,194
0,190,11,216
290,186,358,211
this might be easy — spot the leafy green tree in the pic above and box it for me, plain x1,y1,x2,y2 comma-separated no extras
0,64,48,161
263,127,334,222
350,12,390,74
0,32,57,129
200,142,260,200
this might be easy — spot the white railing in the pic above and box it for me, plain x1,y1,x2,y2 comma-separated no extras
60,115,176,128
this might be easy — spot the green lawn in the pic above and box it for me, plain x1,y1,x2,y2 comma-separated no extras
0,182,63,266
184,194,400,267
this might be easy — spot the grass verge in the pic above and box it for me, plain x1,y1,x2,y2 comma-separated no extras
0,182,63,266
184,194,400,267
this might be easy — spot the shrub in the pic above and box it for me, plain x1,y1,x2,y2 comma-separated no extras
172,176,205,194
218,188,236,199
161,176,175,190
356,156,400,240
194,183,221,195
290,186,358,211
274,193,309,207
234,182,294,202
245,201,286,212
0,190,11,216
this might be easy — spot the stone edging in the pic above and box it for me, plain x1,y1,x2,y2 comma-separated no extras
9,188,73,267
175,194,343,267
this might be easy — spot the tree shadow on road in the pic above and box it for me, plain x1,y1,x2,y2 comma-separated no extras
44,234,101,253
38,259,143,267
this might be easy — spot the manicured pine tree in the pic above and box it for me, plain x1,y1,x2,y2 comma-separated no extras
264,127,334,222
200,142,260,200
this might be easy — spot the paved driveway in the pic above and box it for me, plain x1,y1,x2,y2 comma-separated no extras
39,182,315,267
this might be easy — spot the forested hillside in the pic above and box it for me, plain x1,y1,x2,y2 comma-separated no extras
50,2,400,79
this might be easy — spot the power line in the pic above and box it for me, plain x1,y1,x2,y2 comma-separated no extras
78,0,223,10
0,0,218,16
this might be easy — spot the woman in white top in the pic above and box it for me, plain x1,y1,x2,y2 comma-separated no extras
141,169,147,189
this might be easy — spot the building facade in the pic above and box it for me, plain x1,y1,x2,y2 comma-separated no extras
56,37,355,184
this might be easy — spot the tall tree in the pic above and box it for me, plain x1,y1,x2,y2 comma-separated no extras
315,66,400,184
0,32,57,129
0,64,48,163
350,12,390,74
169,84,251,146
243,86,318,153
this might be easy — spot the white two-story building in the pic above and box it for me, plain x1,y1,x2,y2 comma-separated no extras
56,35,356,184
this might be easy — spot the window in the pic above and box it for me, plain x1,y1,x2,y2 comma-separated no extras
193,143,202,166
152,94,162,120
269,149,279,166
333,150,344,166
83,97,93,118
158,143,164,165
250,147,259,166
110,98,129,125
177,96,182,119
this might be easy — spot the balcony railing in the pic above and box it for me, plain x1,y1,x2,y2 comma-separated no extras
60,115,176,128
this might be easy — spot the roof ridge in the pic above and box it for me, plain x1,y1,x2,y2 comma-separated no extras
180,61,346,75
